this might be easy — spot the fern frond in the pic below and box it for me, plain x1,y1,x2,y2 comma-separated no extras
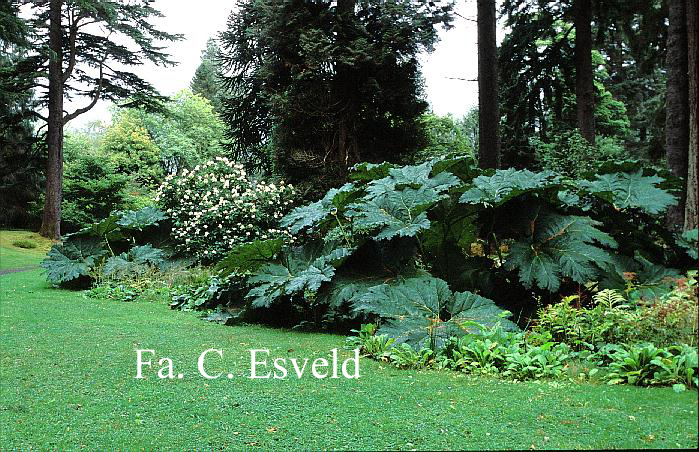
592,289,626,309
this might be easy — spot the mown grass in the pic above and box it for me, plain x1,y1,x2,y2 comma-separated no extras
0,230,55,270
0,241,697,450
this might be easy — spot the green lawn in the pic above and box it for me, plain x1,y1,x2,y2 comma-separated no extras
1,241,697,450
0,230,54,270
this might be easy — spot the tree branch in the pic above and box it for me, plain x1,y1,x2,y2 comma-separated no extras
62,9,86,83
63,47,108,124
30,110,49,122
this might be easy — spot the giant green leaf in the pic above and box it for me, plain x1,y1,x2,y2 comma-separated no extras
459,168,561,206
281,183,357,234
506,213,617,292
579,170,677,215
349,177,455,240
365,159,460,203
215,238,284,275
117,206,167,230
247,264,290,308
349,162,393,182
246,262,336,308
128,244,165,264
449,290,518,332
41,238,107,285
676,229,698,260
103,245,165,279
348,195,432,240
431,156,480,183
245,242,354,308
69,214,122,241
352,275,516,348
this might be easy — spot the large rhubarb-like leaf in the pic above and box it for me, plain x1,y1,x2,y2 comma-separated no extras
506,213,617,292
103,245,166,279
348,193,432,240
245,242,355,308
215,239,285,275
281,183,357,234
579,170,677,215
41,238,107,285
352,275,516,348
459,168,561,206
116,206,167,230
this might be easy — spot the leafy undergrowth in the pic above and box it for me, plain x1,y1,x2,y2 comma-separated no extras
1,267,697,449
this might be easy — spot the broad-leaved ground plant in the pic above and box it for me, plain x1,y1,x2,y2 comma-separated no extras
199,156,693,339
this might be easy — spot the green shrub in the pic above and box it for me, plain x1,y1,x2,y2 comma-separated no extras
650,344,698,389
157,157,296,262
88,264,214,304
442,335,510,375
133,89,226,173
389,343,434,369
345,323,394,361
533,291,639,349
60,148,136,232
411,112,476,163
634,271,698,347
502,343,571,380
605,343,698,388
344,324,698,388
41,206,168,288
169,274,225,310
531,130,624,178
533,274,698,349
100,110,163,188
12,239,37,249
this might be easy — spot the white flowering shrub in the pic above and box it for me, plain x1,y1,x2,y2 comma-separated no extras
156,157,295,261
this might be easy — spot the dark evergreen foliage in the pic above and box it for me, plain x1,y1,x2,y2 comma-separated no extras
190,38,224,114
498,0,668,167
0,2,42,228
218,0,453,196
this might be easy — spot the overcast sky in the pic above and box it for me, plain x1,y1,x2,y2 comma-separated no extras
66,0,488,128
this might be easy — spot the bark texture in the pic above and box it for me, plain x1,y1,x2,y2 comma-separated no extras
574,0,595,144
477,0,500,169
665,0,689,231
39,0,64,239
685,0,698,230
334,0,358,167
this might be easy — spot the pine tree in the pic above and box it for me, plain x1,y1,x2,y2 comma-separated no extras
0,1,42,228
498,0,667,166
190,38,223,114
218,0,453,196
686,0,698,230
573,0,595,144
10,0,182,238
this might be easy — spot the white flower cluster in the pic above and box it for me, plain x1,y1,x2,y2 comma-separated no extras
156,157,295,260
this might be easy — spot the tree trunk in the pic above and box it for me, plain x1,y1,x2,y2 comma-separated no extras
574,0,595,144
685,0,698,230
334,0,358,166
665,0,689,231
39,0,64,239
477,0,500,169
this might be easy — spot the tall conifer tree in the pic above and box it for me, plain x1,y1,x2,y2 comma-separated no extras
11,0,182,238
218,0,453,195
